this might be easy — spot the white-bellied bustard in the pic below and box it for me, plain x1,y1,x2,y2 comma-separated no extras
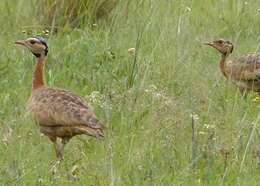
205,39,260,93
15,37,104,160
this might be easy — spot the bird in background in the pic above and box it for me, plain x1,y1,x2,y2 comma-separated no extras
204,39,260,93
15,37,104,160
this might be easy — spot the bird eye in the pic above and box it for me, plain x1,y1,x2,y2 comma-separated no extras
218,40,224,44
30,40,36,44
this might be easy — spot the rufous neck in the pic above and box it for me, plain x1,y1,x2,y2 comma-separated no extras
32,56,46,90
220,54,227,77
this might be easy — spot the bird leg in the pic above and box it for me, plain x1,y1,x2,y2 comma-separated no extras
54,138,64,160
50,158,61,175
51,137,72,175
54,137,71,160
238,87,248,98
48,136,62,175
47,136,64,160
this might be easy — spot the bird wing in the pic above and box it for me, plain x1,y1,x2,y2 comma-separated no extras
226,53,260,81
29,87,104,129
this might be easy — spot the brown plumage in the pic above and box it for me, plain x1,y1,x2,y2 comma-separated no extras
204,39,260,93
15,37,104,159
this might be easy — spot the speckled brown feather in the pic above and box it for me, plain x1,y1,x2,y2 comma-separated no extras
225,53,260,80
28,87,104,138
223,53,260,92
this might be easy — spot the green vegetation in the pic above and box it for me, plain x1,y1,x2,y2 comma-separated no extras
0,0,260,185
37,0,117,30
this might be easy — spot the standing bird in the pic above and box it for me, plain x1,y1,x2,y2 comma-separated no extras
204,39,260,93
15,37,104,159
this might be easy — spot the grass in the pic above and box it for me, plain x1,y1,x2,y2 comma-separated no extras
36,0,117,31
0,0,260,185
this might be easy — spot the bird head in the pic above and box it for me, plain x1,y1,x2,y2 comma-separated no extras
204,39,233,56
15,37,48,58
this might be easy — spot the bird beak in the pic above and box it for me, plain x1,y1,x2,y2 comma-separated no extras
15,40,26,46
203,42,214,46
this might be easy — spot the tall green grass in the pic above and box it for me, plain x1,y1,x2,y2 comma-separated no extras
0,0,260,185
37,0,117,32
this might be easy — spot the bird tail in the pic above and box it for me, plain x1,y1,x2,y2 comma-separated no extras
75,125,104,139
91,127,105,139
91,120,105,139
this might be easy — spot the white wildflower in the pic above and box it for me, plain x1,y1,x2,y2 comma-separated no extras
190,113,199,121
154,92,162,99
86,91,111,109
138,165,143,170
204,124,210,129
185,6,192,12
128,48,136,56
71,165,79,178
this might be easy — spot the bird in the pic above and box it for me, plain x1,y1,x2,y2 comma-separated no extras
204,39,260,93
15,37,104,159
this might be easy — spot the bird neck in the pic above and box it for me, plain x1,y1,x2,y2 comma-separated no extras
220,54,228,77
32,56,46,90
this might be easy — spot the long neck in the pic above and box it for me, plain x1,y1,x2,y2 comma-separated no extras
220,54,228,77
32,56,46,90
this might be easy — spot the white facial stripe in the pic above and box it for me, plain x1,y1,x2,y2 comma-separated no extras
26,38,40,44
